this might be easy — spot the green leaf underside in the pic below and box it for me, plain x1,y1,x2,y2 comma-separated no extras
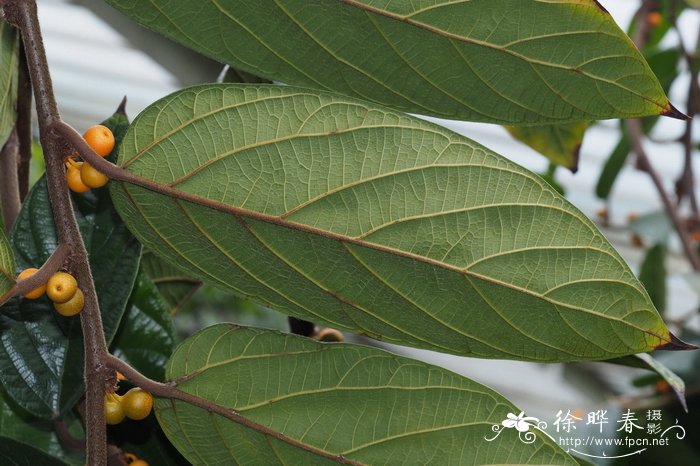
141,250,201,314
0,19,19,148
0,226,15,296
506,122,588,169
157,324,576,465
112,84,670,362
104,0,671,124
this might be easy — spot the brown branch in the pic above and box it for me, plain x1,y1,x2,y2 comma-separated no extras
628,119,700,270
0,128,20,232
2,1,110,464
105,355,359,465
626,1,700,271
53,416,86,450
0,242,69,307
16,39,32,201
668,0,700,214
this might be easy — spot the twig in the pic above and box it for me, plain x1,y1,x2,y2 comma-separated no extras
0,128,20,232
53,416,86,450
628,119,700,270
627,1,700,271
16,39,32,201
2,1,110,464
668,0,700,214
105,355,359,465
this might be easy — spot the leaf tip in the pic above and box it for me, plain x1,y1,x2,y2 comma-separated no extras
655,332,698,351
662,103,690,121
116,96,128,117
591,0,609,14
568,144,581,173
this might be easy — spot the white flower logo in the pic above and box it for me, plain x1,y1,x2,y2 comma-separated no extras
485,411,553,444
502,411,540,432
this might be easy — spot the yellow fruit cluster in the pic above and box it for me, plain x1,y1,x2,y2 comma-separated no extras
66,124,114,193
104,387,154,425
17,269,83,316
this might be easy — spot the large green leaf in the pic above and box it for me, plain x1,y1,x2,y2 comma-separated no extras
0,225,14,296
111,266,176,381
104,0,676,124
156,324,576,465
111,84,677,362
0,19,18,148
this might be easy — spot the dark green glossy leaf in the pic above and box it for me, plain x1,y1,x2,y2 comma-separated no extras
0,388,84,465
156,324,576,465
506,121,588,170
111,266,176,381
639,244,667,314
0,176,140,417
104,0,675,124
0,110,141,418
0,436,69,466
112,84,676,362
140,251,200,314
99,99,131,163
0,19,18,147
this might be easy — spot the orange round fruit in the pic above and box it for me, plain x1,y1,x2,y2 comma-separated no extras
66,164,90,193
104,393,125,425
647,11,663,28
80,162,109,189
656,379,671,394
46,271,78,303
122,387,153,421
17,268,47,299
83,124,115,157
53,288,84,317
